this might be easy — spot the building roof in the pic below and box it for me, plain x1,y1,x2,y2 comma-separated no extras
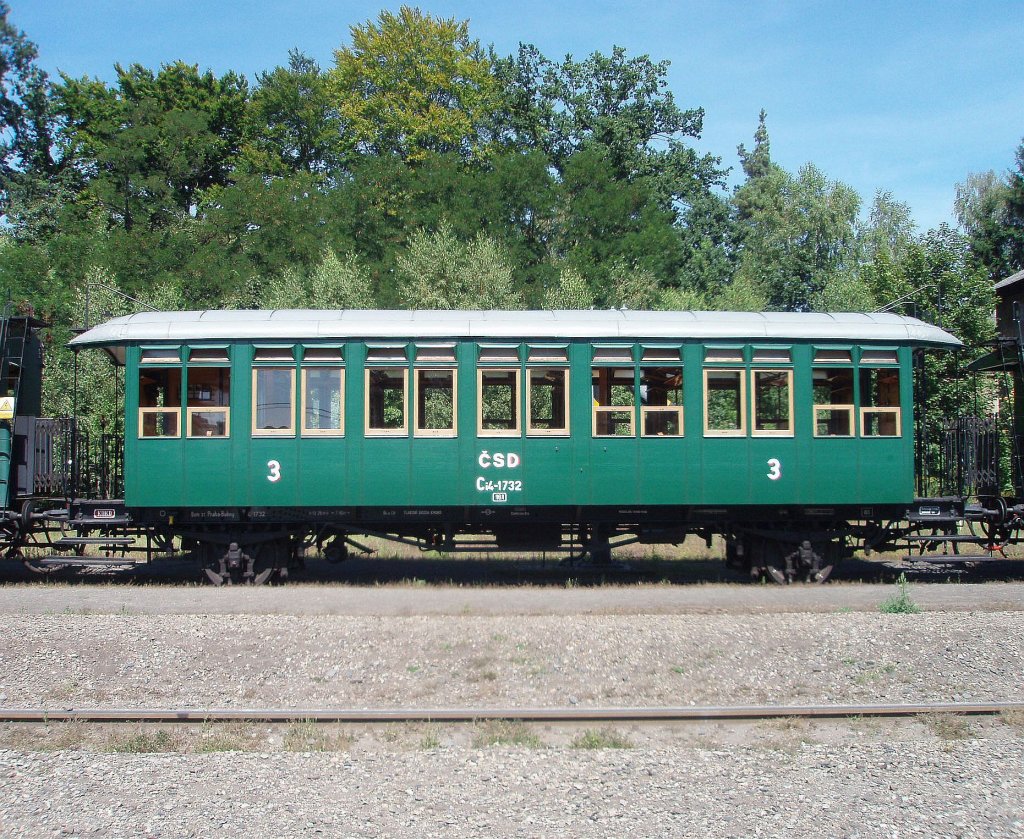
70,309,962,357
994,268,1024,293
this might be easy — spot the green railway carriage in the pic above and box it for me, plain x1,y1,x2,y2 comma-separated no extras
69,309,960,581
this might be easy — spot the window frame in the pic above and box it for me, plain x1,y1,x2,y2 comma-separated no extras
750,368,794,438
526,366,570,437
640,365,683,439
591,365,636,438
413,367,458,438
859,361,902,438
138,360,182,440
251,366,296,437
477,367,521,437
812,365,855,438
300,366,345,437
703,367,746,437
185,351,231,439
364,366,409,437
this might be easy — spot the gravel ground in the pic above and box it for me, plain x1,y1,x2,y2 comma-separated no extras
2,741,1023,838
0,581,1022,837
0,610,1021,708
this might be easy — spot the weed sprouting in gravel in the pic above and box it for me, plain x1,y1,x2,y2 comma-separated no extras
570,728,634,749
108,729,180,753
921,713,974,741
419,726,442,750
471,720,545,748
194,722,262,753
879,573,921,614
282,720,334,752
1000,709,1024,732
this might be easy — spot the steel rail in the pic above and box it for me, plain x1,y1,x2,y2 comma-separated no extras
2,702,1022,724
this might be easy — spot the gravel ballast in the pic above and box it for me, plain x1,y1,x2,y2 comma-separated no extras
1,581,1022,837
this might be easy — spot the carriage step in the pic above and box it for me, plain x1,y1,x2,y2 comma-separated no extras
30,556,142,567
52,537,136,548
903,554,1009,563
903,535,993,543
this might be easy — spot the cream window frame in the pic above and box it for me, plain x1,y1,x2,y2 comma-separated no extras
639,364,683,438
138,365,182,439
751,368,794,438
365,367,408,437
591,366,635,438
813,405,855,438
414,368,458,438
640,406,683,437
861,407,902,437
251,367,296,437
139,408,181,439
300,367,345,437
526,367,570,436
186,407,230,438
478,367,520,437
185,364,230,439
703,368,746,437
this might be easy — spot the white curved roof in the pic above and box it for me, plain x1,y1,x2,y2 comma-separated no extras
70,309,961,349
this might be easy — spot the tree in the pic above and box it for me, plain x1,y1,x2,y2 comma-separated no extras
558,144,682,302
330,7,498,162
243,50,345,177
956,140,1024,280
733,113,861,310
395,222,522,309
55,61,249,231
542,266,593,309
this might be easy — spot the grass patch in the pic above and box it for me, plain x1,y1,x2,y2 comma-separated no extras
108,728,180,753
282,720,337,752
570,728,634,749
194,722,262,753
1000,709,1024,732
921,712,974,741
471,720,545,749
419,726,442,750
879,573,921,614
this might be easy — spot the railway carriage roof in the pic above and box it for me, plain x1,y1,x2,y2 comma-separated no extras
71,309,961,358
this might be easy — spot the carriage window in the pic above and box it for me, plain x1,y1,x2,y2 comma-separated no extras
752,348,791,364
253,368,295,436
592,367,635,437
813,368,854,436
752,370,793,436
415,369,456,436
139,367,181,438
186,366,230,438
861,367,901,437
302,368,344,435
527,368,568,435
814,348,852,364
705,347,744,363
641,366,683,437
704,369,745,436
366,368,407,435
479,369,519,436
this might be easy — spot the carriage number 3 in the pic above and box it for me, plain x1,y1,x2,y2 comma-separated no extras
267,460,282,483
766,458,781,481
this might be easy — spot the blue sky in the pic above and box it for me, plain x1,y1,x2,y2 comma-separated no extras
12,0,1024,232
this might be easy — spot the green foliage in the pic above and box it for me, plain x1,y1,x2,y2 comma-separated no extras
542,266,594,309
243,50,344,177
570,728,634,749
55,61,249,231
879,573,921,614
956,140,1024,280
330,7,498,161
396,222,522,309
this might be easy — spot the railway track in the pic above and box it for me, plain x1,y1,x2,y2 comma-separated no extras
4,701,1023,724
